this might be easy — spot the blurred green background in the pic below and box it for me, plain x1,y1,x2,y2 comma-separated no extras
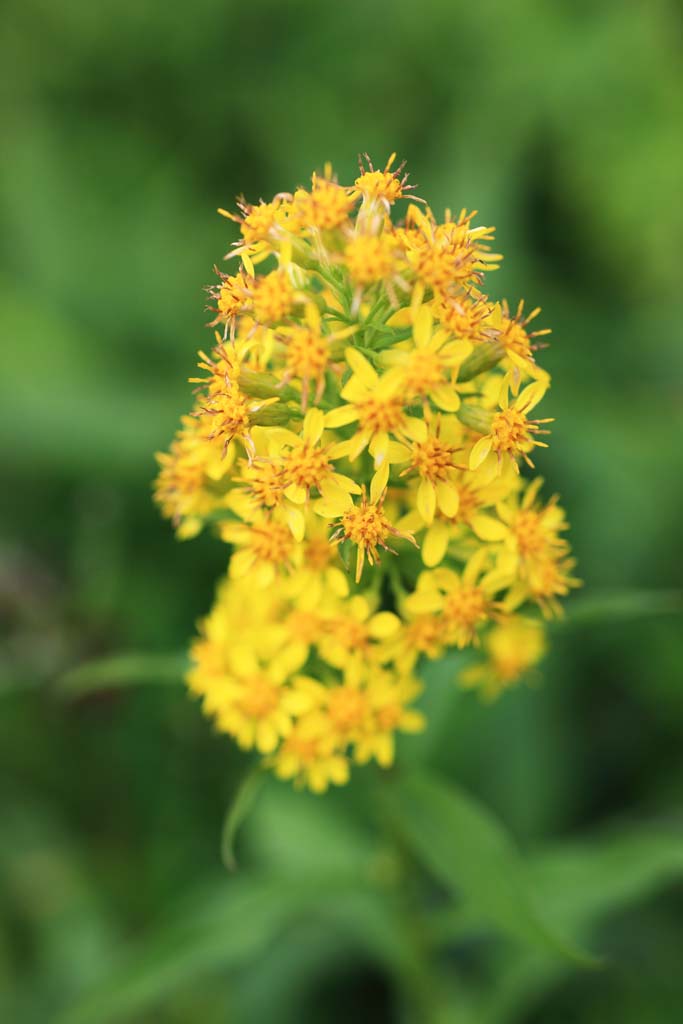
2,1,682,1021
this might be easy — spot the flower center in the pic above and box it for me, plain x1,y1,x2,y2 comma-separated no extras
248,522,293,564
490,407,533,455
251,271,295,324
411,436,455,482
443,585,487,630
404,349,445,397
204,389,251,441
285,328,329,380
284,442,330,490
341,502,391,549
344,234,396,284
327,686,367,732
304,537,334,570
238,676,280,719
357,395,405,434
376,704,402,731
245,461,284,508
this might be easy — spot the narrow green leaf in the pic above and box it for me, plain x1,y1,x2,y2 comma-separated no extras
56,652,187,696
221,768,266,872
383,769,597,966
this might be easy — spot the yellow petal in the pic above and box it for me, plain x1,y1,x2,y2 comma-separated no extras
368,612,401,639
303,407,325,444
345,347,378,386
326,473,362,495
436,481,459,518
325,405,358,429
286,505,306,541
470,514,508,542
315,487,353,517
413,305,433,347
417,479,436,524
422,521,449,566
229,549,255,579
284,483,307,504
402,416,428,442
469,435,492,470
370,461,389,503
431,385,461,412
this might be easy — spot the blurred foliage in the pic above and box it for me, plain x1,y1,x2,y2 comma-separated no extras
1,0,682,1021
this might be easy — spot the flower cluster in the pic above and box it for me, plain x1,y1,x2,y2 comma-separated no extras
155,154,579,790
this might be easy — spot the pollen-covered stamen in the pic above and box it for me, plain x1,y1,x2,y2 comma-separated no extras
200,389,251,447
513,506,566,560
221,194,291,246
489,407,552,468
406,435,465,484
282,326,329,409
241,458,285,508
331,489,416,583
356,395,406,436
283,441,331,494
246,521,294,568
327,686,368,734
344,234,397,285
436,295,493,342
207,269,249,337
443,584,489,647
500,299,552,359
249,270,296,325
238,676,281,719
354,152,417,205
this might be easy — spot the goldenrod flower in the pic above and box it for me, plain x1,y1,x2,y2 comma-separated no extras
155,155,578,790
460,617,547,699
467,380,552,472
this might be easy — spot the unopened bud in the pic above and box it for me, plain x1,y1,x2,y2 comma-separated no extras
458,339,505,382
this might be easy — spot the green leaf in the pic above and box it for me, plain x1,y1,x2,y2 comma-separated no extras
465,824,683,1024
56,652,187,696
221,768,266,872
58,875,424,1024
528,823,683,934
57,879,305,1024
383,769,597,966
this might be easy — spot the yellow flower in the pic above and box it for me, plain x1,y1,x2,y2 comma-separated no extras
275,408,361,504
460,617,547,699
344,232,398,286
406,549,508,648
278,302,356,409
353,670,425,767
292,170,356,231
271,712,350,793
325,348,407,463
468,379,552,472
250,269,296,325
487,300,551,388
382,305,472,408
395,414,466,525
154,413,234,538
350,152,414,207
322,487,417,583
220,513,296,586
156,155,578,792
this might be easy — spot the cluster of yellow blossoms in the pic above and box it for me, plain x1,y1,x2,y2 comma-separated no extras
155,155,579,792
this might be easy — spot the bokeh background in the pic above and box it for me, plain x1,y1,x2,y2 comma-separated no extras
2,1,682,1021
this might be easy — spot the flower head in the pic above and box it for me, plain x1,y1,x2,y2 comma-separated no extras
155,155,578,791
